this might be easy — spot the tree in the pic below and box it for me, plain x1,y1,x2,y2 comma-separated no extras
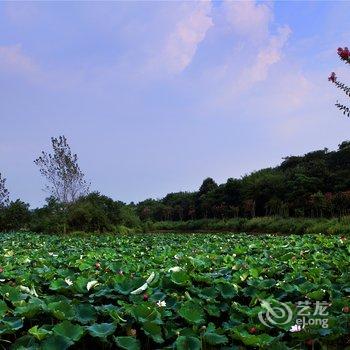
35,136,90,204
30,197,66,234
0,173,9,207
0,200,30,231
329,47,350,117
309,191,326,218
198,178,218,196
34,136,90,233
69,192,123,232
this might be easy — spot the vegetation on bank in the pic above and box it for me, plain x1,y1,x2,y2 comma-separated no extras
149,217,350,235
0,232,348,349
3,205,350,235
4,139,350,234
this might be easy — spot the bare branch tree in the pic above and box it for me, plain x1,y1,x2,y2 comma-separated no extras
0,173,9,207
34,136,90,204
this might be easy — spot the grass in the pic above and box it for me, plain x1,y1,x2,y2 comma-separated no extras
148,216,350,235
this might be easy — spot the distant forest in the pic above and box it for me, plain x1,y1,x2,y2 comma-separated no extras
137,140,350,221
2,141,350,234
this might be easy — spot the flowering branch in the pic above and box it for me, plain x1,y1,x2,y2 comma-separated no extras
337,47,350,64
329,47,350,118
329,74,350,97
335,102,350,117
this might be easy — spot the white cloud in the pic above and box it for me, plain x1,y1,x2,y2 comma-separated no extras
239,25,292,90
221,0,292,93
223,0,273,41
151,1,213,74
193,1,293,116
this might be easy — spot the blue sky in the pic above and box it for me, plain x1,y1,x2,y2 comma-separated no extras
1,1,350,207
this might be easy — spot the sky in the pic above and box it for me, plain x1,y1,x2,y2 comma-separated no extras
1,0,350,208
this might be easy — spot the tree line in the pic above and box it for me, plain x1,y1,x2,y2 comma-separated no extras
2,136,350,233
137,141,350,221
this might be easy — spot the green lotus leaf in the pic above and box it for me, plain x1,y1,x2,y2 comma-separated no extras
141,321,164,343
204,332,228,345
47,301,75,320
114,336,141,350
307,289,326,300
41,335,74,350
178,301,205,325
232,326,275,347
86,322,116,339
72,276,89,293
170,271,190,285
205,304,221,317
197,286,218,299
29,325,52,341
0,285,23,302
75,303,97,324
176,336,201,350
114,278,145,295
203,323,228,345
2,317,24,332
131,303,160,323
49,279,69,291
10,335,39,350
247,278,276,290
14,298,45,318
0,300,8,318
53,320,84,341
217,283,237,299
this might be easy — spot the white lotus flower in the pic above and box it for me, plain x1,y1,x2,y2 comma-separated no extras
0,279,5,282
31,285,39,297
19,286,31,294
130,282,148,295
65,278,73,286
86,280,99,291
130,272,155,295
157,300,166,308
19,285,38,297
4,250,13,257
146,272,155,284
289,324,302,333
168,266,182,272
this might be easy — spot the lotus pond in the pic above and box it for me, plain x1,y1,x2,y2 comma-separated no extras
0,232,349,349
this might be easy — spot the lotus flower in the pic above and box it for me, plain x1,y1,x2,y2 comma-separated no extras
86,280,99,291
168,266,182,272
156,300,166,308
289,324,302,332
65,278,73,286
